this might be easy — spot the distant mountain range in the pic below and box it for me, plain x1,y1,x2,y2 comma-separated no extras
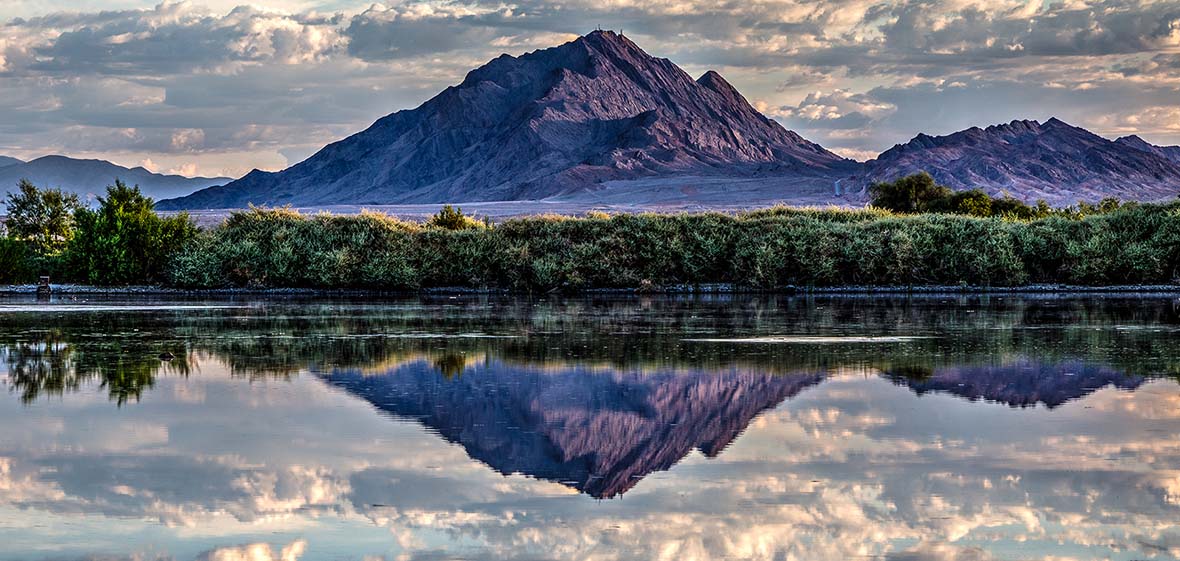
7,30,1166,211
864,118,1180,202
0,155,231,202
886,359,1144,408
325,357,1147,498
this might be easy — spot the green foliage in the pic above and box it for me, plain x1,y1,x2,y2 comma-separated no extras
67,180,198,285
427,204,485,230
4,179,83,255
0,237,31,283
867,173,1140,221
168,207,420,289
164,202,1180,290
869,173,954,213
3,173,1178,290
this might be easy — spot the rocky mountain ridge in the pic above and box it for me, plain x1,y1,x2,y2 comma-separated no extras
861,118,1180,203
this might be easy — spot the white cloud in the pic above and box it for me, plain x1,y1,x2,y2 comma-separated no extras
196,539,308,561
2,0,1180,171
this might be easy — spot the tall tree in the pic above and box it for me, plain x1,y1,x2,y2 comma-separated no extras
4,179,83,254
68,180,197,285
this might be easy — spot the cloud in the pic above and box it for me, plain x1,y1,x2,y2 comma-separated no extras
776,88,898,130
3,355,1180,560
195,539,308,561
4,0,1180,171
16,2,344,75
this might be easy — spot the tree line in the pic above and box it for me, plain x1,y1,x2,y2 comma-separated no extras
0,179,196,284
2,174,1178,288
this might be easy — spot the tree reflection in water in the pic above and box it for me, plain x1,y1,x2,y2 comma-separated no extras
0,294,1177,410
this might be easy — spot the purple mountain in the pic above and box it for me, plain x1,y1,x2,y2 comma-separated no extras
863,118,1180,204
158,31,851,210
0,155,231,202
1116,134,1180,165
324,359,824,498
886,359,1144,409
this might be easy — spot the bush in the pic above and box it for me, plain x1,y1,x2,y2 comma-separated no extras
0,238,31,283
67,180,198,285
869,173,953,213
427,205,485,230
870,174,1058,220
164,202,1180,291
4,179,82,255
168,207,421,289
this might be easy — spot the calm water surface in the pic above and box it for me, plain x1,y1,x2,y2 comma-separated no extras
1,294,1179,561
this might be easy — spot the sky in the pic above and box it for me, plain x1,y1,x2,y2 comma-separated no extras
2,1,1180,178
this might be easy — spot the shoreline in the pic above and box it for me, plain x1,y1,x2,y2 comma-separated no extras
4,283,1180,297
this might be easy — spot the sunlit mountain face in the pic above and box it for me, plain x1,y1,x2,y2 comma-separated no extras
0,295,1179,560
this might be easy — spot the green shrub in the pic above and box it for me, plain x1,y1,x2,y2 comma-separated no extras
427,205,485,230
869,173,953,213
4,179,82,255
67,181,198,285
157,200,1180,291
0,238,30,283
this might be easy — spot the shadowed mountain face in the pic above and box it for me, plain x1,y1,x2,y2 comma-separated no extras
320,355,1149,499
158,31,851,210
886,360,1145,409
323,359,826,498
0,155,231,202
863,118,1180,204
1116,135,1180,165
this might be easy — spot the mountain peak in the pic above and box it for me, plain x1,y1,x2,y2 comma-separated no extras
581,29,633,48
697,70,737,94
868,117,1180,204
1115,133,1180,164
159,31,847,210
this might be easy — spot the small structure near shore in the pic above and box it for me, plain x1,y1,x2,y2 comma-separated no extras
36,276,51,298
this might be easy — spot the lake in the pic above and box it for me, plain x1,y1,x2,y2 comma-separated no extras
1,294,1178,561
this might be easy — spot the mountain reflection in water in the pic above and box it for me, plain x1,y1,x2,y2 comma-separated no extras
0,295,1178,560
325,356,1156,498
325,360,825,498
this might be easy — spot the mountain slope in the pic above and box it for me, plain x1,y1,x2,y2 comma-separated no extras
887,360,1143,409
864,118,1180,204
0,156,23,169
158,31,851,210
325,359,824,499
0,155,231,202
1115,134,1180,165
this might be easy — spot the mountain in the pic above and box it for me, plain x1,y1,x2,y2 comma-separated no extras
1115,134,1180,165
0,156,22,169
158,31,852,210
0,155,232,202
886,360,1144,408
324,359,824,499
863,118,1180,204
